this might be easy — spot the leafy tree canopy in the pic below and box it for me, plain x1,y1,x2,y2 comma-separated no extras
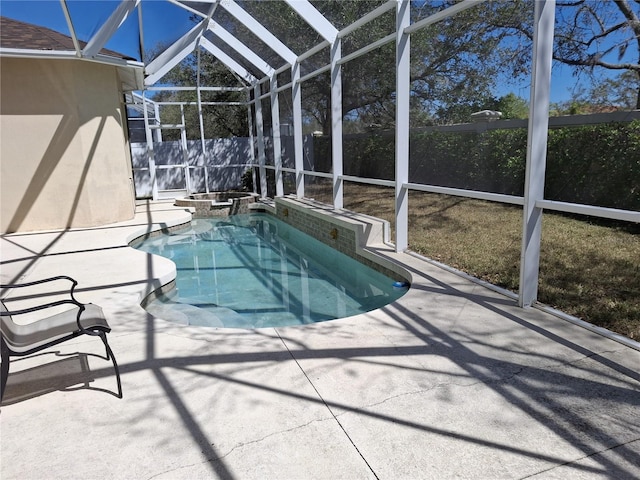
496,0,640,109
146,0,639,139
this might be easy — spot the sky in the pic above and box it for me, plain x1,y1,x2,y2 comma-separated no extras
0,0,630,104
0,0,193,61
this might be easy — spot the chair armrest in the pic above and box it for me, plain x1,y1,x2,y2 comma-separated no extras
1,275,79,291
0,276,92,334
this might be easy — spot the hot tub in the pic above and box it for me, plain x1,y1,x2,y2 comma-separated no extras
175,192,258,216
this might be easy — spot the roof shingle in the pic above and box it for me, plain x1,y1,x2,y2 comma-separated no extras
0,16,136,60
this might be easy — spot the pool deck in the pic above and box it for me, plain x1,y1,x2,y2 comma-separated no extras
1,200,639,480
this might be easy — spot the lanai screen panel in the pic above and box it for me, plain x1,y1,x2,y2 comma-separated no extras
240,0,322,56
203,31,263,80
405,1,533,296
341,39,396,182
304,176,333,204
141,1,196,62
407,1,533,197
277,89,295,170
62,0,142,60
543,2,640,212
301,70,332,172
311,0,391,31
339,3,395,57
207,3,291,70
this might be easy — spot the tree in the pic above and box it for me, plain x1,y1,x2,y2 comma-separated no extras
494,93,529,119
582,70,639,109
495,0,640,109
232,1,528,130
407,1,530,125
554,0,640,108
147,1,543,135
550,70,638,115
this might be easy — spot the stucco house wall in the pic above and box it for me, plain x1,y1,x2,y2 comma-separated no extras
1,57,135,233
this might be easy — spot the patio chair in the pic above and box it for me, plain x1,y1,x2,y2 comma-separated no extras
0,276,122,401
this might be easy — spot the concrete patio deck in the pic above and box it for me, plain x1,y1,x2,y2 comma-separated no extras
1,201,639,479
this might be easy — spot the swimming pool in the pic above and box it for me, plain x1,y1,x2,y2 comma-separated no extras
135,213,408,328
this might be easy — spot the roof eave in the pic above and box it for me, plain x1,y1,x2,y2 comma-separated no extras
0,47,145,90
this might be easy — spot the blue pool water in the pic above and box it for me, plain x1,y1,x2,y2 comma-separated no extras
135,214,408,329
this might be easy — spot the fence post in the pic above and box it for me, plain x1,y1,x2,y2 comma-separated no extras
520,0,555,307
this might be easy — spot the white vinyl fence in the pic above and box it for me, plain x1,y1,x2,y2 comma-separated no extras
131,137,252,199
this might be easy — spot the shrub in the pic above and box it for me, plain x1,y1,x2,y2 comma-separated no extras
314,120,639,211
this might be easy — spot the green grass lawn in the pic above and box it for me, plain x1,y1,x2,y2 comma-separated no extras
306,182,640,341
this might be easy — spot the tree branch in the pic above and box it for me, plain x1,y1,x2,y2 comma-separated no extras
614,0,640,24
557,1,586,6
553,53,640,71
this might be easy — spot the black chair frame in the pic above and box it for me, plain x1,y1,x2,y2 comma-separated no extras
1,276,122,400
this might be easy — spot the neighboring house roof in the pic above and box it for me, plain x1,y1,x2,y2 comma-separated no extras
0,16,136,60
